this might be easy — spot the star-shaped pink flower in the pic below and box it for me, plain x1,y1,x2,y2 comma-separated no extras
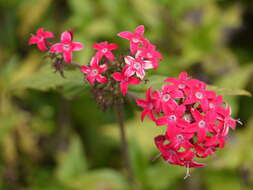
80,57,107,85
136,88,156,121
117,25,146,54
93,41,118,61
112,72,140,96
136,43,162,69
50,31,84,63
124,56,153,79
29,28,54,51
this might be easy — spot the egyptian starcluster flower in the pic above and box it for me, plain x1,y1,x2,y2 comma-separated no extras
29,29,84,64
80,25,162,95
136,72,240,168
112,25,162,94
28,28,54,51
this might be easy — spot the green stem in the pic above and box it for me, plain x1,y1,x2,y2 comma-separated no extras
114,101,135,186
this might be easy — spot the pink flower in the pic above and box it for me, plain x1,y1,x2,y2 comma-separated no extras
124,56,154,79
50,31,84,63
80,57,107,85
29,28,54,51
93,41,118,61
156,104,187,128
117,25,146,54
136,88,156,121
136,43,162,69
189,109,216,142
152,84,183,113
112,72,140,95
137,72,240,169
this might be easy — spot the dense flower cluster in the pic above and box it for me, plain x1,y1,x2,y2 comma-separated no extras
79,25,162,96
136,72,240,168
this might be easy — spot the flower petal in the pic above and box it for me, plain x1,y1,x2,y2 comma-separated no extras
72,42,84,51
112,72,123,81
61,31,72,43
135,25,145,35
117,31,132,40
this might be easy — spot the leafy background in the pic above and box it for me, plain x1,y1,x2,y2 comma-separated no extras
0,0,253,189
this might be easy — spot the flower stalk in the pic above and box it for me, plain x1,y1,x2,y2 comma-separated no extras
114,100,135,186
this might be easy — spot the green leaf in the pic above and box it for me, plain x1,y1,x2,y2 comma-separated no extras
56,136,88,182
16,64,88,98
207,85,251,97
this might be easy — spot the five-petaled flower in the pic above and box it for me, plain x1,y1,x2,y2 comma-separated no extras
124,56,154,79
117,25,146,54
93,41,118,61
80,57,107,85
50,31,84,63
29,28,54,51
112,71,140,95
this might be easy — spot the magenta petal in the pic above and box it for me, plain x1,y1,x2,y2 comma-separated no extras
136,99,147,108
37,41,48,51
63,51,72,63
80,65,90,74
141,110,148,121
36,28,44,35
61,31,72,43
117,31,132,40
124,67,135,77
28,36,38,45
128,77,140,85
96,75,107,83
156,117,168,126
112,72,123,81
87,76,95,85
108,43,118,50
44,31,54,38
50,43,63,53
135,25,145,35
105,51,115,61
72,42,84,51
98,64,107,73
120,82,128,95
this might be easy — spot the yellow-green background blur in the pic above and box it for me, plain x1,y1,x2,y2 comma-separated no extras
0,0,253,189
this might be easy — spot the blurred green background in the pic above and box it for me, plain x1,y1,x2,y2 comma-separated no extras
0,0,253,189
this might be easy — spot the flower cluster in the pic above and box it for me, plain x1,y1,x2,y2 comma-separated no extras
79,25,162,96
29,26,162,109
29,28,84,64
136,72,240,168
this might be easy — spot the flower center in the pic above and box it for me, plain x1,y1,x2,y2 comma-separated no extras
176,134,184,142
209,103,215,109
162,94,171,102
178,84,186,89
133,62,141,69
169,115,177,121
101,48,108,53
198,120,206,128
38,36,44,41
91,69,98,76
147,103,153,110
132,38,139,43
63,44,71,51
195,92,203,99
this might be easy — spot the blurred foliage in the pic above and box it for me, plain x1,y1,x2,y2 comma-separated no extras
0,0,253,189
